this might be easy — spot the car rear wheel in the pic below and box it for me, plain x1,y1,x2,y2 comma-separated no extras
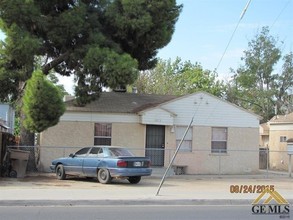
56,164,66,180
128,176,141,184
97,168,112,184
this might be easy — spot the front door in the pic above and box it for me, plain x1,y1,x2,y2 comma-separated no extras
145,125,165,166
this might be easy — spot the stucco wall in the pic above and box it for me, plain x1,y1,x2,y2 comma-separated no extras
41,121,94,147
39,122,146,172
40,122,259,174
39,121,93,171
111,123,145,156
164,126,259,174
268,128,293,170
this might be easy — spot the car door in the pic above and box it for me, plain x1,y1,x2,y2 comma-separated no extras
82,147,104,177
65,147,90,176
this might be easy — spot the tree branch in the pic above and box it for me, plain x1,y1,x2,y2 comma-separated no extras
42,52,70,75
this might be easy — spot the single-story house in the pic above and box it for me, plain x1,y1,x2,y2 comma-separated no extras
262,113,293,171
40,91,260,174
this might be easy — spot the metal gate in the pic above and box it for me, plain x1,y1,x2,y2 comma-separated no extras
145,125,165,166
259,148,269,169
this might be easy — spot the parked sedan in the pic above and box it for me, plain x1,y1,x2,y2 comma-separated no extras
50,146,152,184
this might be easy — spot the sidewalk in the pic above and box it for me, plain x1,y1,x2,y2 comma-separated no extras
0,169,292,206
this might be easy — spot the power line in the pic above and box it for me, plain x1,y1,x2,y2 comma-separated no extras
155,97,203,196
271,0,291,29
214,0,252,74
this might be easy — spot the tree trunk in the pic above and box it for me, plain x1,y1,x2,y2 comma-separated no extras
19,100,37,172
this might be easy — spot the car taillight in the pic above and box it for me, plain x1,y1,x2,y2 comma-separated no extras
147,161,151,167
117,160,127,167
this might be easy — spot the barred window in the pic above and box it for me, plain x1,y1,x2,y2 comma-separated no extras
94,123,112,146
211,127,227,153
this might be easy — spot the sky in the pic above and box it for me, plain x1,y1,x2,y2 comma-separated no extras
0,0,292,94
158,0,293,79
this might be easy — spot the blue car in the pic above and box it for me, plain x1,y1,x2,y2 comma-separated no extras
50,146,152,184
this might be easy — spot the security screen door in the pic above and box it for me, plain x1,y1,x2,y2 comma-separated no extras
145,125,165,166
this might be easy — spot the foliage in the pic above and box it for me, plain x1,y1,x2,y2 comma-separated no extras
227,27,293,122
0,0,182,105
22,70,65,132
47,73,69,97
274,52,293,113
0,0,181,144
133,58,226,97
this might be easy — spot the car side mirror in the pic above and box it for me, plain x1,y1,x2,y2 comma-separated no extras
69,153,75,158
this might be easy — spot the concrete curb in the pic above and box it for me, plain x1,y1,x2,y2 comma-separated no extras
1,199,293,207
0,199,252,207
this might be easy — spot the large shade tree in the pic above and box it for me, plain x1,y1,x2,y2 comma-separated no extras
0,0,182,105
0,0,182,144
227,27,293,122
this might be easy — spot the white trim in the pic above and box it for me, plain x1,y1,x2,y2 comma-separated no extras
60,112,140,123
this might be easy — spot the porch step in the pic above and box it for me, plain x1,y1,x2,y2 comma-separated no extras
151,167,174,177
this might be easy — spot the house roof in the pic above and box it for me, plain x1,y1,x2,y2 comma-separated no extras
269,112,293,124
65,92,177,113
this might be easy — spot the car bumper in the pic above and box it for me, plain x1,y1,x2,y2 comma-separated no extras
50,165,56,171
108,168,152,177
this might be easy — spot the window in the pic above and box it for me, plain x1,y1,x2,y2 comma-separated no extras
94,123,112,145
211,127,227,153
75,147,90,156
175,126,192,152
89,147,104,157
280,136,287,142
109,148,134,157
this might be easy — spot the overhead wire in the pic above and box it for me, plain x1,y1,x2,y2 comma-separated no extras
214,0,252,74
156,96,204,196
271,0,291,29
156,0,291,195
215,0,291,75
243,0,291,79
269,0,291,74
218,0,291,117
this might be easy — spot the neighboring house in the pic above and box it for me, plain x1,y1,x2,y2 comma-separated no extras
0,103,15,173
259,123,269,148
0,103,15,134
265,113,293,171
40,91,260,174
259,123,270,169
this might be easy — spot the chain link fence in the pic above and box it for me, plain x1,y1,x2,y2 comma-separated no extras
1,145,292,178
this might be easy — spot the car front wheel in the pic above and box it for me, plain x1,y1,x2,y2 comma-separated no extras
97,168,112,184
128,176,141,184
56,164,66,180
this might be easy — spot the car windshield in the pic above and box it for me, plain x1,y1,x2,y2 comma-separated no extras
109,148,134,157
